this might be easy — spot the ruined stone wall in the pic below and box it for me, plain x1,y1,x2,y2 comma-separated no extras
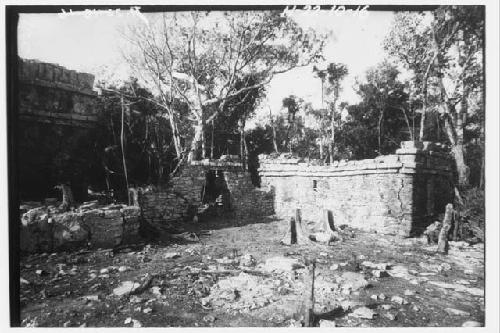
20,204,141,253
18,58,98,126
258,148,453,236
17,58,100,201
138,160,274,229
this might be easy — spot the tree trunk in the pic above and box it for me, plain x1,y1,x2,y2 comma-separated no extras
319,140,324,160
166,112,182,160
210,119,215,159
269,108,278,153
443,112,470,187
188,116,205,162
431,20,470,188
238,119,248,169
377,109,384,155
479,152,485,189
419,97,427,141
452,143,470,187
330,117,335,164
120,97,130,205
329,97,338,164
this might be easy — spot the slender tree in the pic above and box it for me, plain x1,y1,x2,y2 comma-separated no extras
325,63,348,162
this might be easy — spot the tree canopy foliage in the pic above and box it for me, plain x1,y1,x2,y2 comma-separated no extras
122,11,326,163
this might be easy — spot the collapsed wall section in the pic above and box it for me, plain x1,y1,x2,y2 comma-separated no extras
20,204,141,253
138,160,274,229
258,148,453,236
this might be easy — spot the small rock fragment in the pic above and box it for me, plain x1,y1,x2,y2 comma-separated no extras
82,295,99,302
372,270,390,278
438,263,452,272
164,252,181,259
404,289,415,296
381,304,393,310
384,313,397,321
150,286,162,296
240,254,256,267
203,315,216,323
391,296,407,305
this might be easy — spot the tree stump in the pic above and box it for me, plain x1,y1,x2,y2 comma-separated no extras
322,209,335,232
437,203,454,254
280,209,314,245
295,209,314,245
280,217,297,245
55,184,75,212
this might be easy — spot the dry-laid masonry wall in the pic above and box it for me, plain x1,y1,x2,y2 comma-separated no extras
138,160,274,229
20,204,141,253
258,147,454,236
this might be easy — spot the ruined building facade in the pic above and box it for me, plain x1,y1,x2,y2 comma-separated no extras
17,58,99,201
258,147,454,236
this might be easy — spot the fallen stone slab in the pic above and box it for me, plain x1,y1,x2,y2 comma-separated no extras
349,306,377,319
428,281,484,296
445,308,471,316
113,281,142,297
462,321,482,327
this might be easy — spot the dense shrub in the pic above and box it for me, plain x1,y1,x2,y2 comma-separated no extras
456,188,485,242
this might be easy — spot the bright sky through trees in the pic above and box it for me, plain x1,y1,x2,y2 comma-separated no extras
18,9,394,125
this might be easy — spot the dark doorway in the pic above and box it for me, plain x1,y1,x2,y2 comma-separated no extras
201,170,231,214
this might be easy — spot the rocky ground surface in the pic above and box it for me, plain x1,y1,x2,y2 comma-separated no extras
19,215,484,327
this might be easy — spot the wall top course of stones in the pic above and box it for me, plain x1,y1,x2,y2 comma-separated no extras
258,148,452,178
19,57,97,96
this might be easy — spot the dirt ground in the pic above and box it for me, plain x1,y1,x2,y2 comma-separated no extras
19,215,485,327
